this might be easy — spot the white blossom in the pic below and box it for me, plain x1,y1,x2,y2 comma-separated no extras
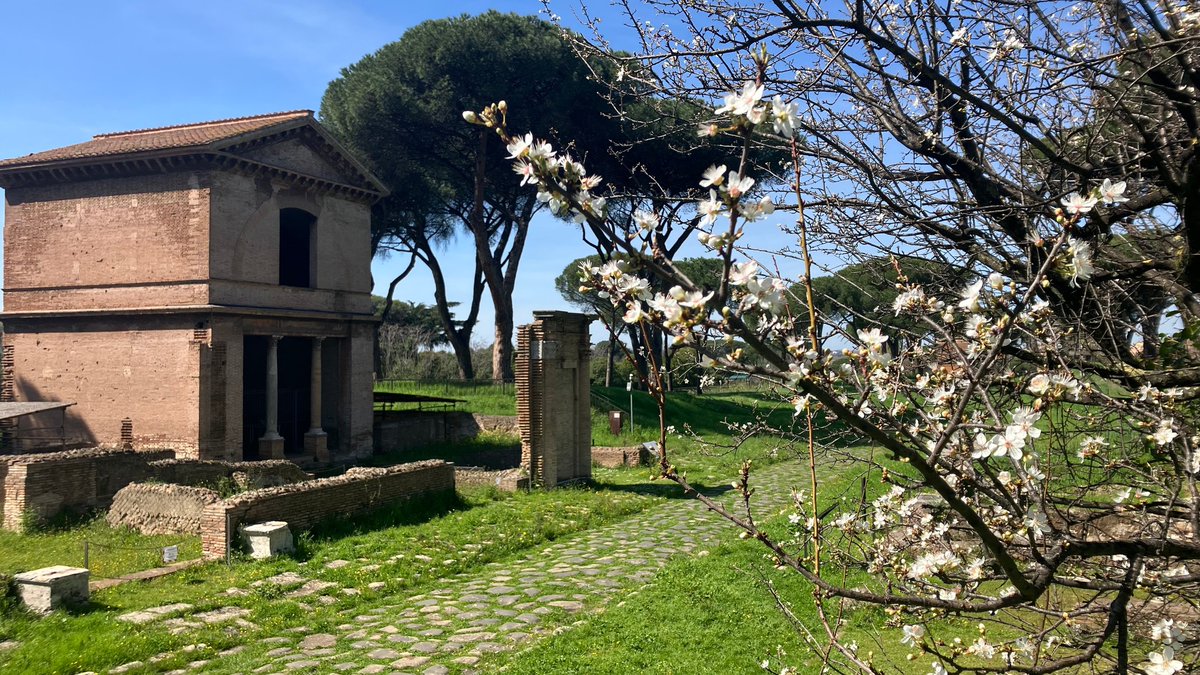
506,132,533,159
900,624,925,647
1153,419,1179,446
1066,238,1095,286
857,328,889,351
700,164,727,188
725,171,755,199
1143,647,1184,675
958,280,984,311
1098,178,1129,204
967,637,996,659
1151,618,1185,645
698,190,723,225
770,96,799,137
1061,192,1097,215
716,81,765,117
633,210,659,232
728,260,759,286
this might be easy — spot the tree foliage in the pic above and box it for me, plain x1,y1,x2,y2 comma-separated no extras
468,0,1200,672
322,11,626,380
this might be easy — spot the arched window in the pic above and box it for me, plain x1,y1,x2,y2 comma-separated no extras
279,208,315,288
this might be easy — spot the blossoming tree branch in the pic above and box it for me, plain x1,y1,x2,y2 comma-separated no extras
466,0,1196,672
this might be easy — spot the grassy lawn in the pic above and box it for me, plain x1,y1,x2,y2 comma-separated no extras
375,379,516,416
0,482,660,674
0,381,905,675
0,518,202,580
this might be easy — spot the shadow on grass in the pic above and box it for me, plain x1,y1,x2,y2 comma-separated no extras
294,489,467,560
365,438,521,471
591,386,867,450
592,478,734,501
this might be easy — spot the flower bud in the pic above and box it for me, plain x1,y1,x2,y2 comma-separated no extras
462,110,478,124
498,100,508,113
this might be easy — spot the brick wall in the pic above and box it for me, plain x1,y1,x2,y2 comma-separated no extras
592,446,652,468
146,459,307,488
373,412,520,453
3,172,211,312
516,312,592,486
199,460,454,558
0,449,310,531
454,467,528,492
206,170,373,309
0,448,174,530
4,320,203,453
107,483,221,535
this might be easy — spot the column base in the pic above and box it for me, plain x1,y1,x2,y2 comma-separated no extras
304,430,329,463
258,435,285,460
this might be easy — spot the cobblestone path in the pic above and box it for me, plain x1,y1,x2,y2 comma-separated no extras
156,463,800,675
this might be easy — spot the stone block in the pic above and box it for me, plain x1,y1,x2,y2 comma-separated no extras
304,431,329,462
243,521,294,559
13,565,89,613
259,436,286,460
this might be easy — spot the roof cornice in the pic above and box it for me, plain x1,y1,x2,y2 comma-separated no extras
0,112,390,200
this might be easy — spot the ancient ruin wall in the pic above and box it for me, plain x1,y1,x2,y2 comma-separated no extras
373,412,519,453
107,483,221,535
592,446,652,468
199,460,454,558
0,449,307,531
146,459,307,488
0,448,174,530
516,312,592,486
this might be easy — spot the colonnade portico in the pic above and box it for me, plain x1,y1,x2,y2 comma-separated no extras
256,334,330,462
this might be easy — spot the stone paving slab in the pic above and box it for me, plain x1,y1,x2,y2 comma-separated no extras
150,463,800,674
117,603,194,624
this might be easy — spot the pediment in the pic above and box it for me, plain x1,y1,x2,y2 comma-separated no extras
232,135,368,189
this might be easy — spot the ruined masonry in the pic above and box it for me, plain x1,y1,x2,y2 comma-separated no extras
516,311,591,486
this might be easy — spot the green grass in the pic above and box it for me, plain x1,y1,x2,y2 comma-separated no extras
487,538,836,674
365,433,520,469
0,386,979,675
374,379,516,415
0,516,202,580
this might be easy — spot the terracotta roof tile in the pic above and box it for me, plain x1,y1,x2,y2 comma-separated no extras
0,110,313,169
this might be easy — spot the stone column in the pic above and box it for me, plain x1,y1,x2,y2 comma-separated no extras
516,311,592,487
258,335,285,459
304,337,329,462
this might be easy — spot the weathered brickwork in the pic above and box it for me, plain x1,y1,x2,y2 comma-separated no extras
4,321,202,453
106,483,221,535
146,458,307,488
3,172,211,312
592,445,652,468
0,448,309,531
0,448,174,530
454,466,529,492
199,460,454,558
515,312,592,486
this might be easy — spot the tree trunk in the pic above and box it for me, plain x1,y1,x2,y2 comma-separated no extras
604,318,617,387
418,238,477,381
373,254,418,377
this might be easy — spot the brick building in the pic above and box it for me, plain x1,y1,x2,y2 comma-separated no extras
0,111,387,461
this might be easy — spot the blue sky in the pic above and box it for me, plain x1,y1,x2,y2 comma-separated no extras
0,0,638,341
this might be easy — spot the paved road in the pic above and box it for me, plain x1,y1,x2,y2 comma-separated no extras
108,463,801,675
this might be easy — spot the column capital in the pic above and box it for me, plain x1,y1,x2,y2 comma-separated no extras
268,334,284,344
312,336,326,345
